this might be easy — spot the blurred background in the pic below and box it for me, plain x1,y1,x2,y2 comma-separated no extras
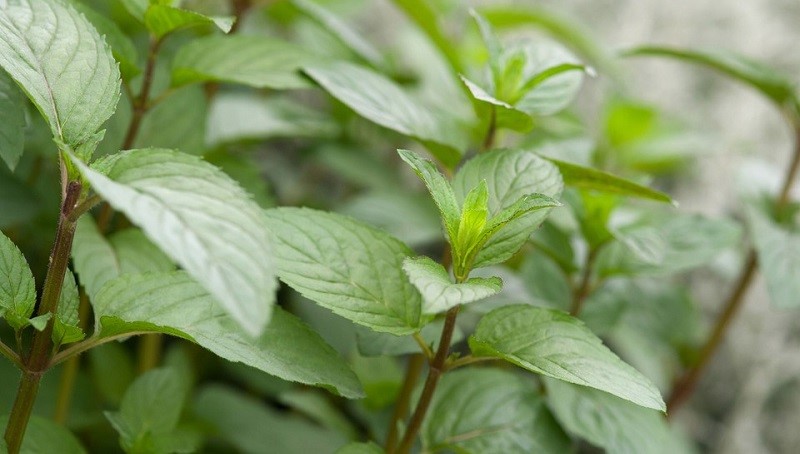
543,1,800,452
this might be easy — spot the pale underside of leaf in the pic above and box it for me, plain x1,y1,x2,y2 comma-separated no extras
71,148,277,337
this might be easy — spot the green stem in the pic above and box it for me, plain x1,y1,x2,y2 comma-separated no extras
137,334,164,373
4,181,82,453
0,340,23,369
394,305,461,454
49,331,153,368
385,354,425,451
444,355,495,371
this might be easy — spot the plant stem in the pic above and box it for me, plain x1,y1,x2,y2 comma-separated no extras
667,119,800,415
412,332,434,360
49,331,153,368
444,355,494,371
53,291,91,424
137,334,163,373
395,306,461,454
4,181,82,453
570,246,599,316
385,354,425,451
667,251,757,414
0,340,23,369
482,108,497,151
121,37,161,151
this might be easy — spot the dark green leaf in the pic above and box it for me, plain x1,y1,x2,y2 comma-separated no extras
469,304,665,411
547,158,674,203
0,70,25,170
422,368,570,453
306,64,468,167
93,271,364,399
0,230,36,330
0,415,86,453
263,207,427,335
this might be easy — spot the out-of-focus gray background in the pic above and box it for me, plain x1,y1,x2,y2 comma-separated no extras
539,1,800,452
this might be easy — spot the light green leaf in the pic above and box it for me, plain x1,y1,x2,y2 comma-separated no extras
461,76,533,132
547,158,674,203
0,0,120,147
748,207,800,308
105,367,196,454
94,271,363,398
292,0,384,69
68,0,139,80
336,442,384,454
70,148,277,337
88,343,135,406
144,4,233,38
453,149,563,267
71,216,121,300
397,149,460,243
53,270,84,345
0,70,25,170
545,378,679,454
108,229,174,276
422,369,570,453
0,230,36,330
339,191,441,248
206,93,338,146
305,63,468,167
624,46,798,109
194,385,349,454
172,35,315,90
390,0,462,73
596,213,742,277
134,85,207,153
205,151,275,208
0,415,86,453
469,305,666,411
403,256,502,314
263,207,426,335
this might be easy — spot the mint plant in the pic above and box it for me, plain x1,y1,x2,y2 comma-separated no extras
0,0,797,453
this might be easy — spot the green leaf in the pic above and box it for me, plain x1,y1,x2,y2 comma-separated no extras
547,158,674,204
134,85,207,153
194,385,348,454
422,369,570,453
453,149,564,267
339,191,441,248
624,46,798,109
390,0,462,73
305,63,468,167
70,148,277,337
108,229,174,276
460,76,533,132
71,216,122,300
748,207,800,308
0,414,86,453
397,149,460,243
596,213,742,277
144,4,233,38
336,442,385,454
105,367,198,454
545,378,678,454
206,93,338,146
0,230,36,330
0,0,121,147
88,342,135,406
403,256,502,315
277,389,359,439
94,271,363,398
52,270,84,345
0,70,25,170
478,6,614,76
172,35,315,90
262,207,426,335
469,305,665,411
68,0,139,80
292,0,385,69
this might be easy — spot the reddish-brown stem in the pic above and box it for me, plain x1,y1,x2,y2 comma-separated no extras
385,354,425,451
570,246,599,316
4,181,82,453
667,120,800,415
394,306,461,454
